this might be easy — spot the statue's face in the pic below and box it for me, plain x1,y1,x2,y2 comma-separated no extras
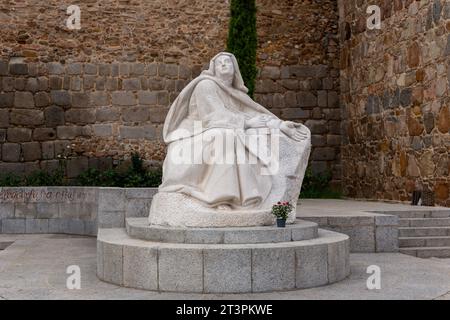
214,55,234,78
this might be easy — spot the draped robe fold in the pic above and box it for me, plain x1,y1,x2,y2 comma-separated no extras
159,78,274,209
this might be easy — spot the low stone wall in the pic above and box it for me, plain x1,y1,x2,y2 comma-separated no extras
302,214,398,253
1,187,399,253
0,187,157,235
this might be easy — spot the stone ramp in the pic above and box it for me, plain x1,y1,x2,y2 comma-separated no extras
97,219,350,293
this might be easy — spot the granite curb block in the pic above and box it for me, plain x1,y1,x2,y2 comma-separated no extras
97,228,350,293
1,218,97,236
0,187,158,236
126,217,318,244
302,213,399,253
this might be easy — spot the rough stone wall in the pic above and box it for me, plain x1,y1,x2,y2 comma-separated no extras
339,0,450,206
0,60,195,177
0,0,341,185
255,0,341,185
0,0,229,65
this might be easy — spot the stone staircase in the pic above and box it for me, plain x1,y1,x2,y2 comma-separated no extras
398,210,450,258
0,241,13,250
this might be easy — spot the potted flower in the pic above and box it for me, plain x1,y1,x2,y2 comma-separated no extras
271,201,293,228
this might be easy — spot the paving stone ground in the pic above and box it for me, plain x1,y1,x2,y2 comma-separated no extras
298,199,450,216
1,233,450,300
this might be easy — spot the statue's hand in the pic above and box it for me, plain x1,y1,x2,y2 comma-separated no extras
245,115,271,129
280,121,309,141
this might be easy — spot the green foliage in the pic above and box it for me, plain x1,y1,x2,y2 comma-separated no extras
0,169,65,187
25,169,65,186
226,0,258,98
271,201,293,220
0,173,24,187
300,168,342,199
75,156,162,188
0,153,163,188
75,168,116,187
142,166,163,188
131,152,145,175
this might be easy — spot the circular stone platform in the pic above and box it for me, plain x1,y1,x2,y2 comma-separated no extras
97,219,350,293
126,217,318,244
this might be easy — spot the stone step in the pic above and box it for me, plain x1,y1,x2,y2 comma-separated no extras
400,247,450,258
398,219,410,227
126,217,318,244
399,236,450,248
390,210,450,219
97,228,350,293
0,241,14,250
399,217,450,228
399,227,450,237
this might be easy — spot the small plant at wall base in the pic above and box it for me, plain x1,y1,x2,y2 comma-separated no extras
226,0,258,98
271,201,293,228
75,153,162,187
300,168,342,199
25,169,65,186
0,153,162,188
0,169,65,187
0,173,23,186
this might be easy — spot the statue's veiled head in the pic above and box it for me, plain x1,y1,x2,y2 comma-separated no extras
202,52,249,93
214,54,235,81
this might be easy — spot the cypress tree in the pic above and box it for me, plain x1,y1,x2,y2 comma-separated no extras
226,0,258,98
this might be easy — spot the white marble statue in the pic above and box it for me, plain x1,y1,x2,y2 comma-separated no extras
149,52,311,227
